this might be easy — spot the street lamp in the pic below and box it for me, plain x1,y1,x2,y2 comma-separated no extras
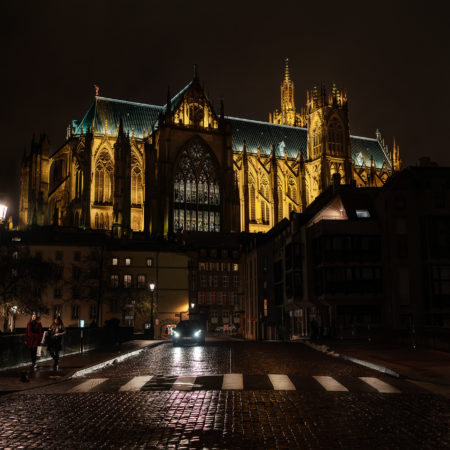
149,281,156,339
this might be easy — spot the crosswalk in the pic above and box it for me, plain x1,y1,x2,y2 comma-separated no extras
57,374,439,395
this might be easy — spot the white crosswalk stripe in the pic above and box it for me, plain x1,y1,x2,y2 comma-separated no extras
359,377,401,393
119,375,153,392
269,374,296,390
222,373,244,390
171,376,196,391
63,374,428,394
69,378,108,393
313,376,348,392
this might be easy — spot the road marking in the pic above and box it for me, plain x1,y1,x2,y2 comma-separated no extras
119,376,153,392
359,377,401,393
313,376,349,392
222,373,243,390
171,376,196,391
408,380,450,398
69,378,108,393
269,374,296,390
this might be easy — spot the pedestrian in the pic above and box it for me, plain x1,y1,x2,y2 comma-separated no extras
25,313,43,369
47,317,66,371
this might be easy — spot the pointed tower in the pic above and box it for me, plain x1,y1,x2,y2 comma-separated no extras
112,120,132,237
18,134,51,228
392,138,401,172
270,58,307,127
304,82,353,205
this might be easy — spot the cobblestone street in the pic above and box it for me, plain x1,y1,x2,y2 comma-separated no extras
1,340,449,448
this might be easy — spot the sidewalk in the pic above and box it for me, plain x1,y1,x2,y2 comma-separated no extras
0,340,167,394
307,339,450,385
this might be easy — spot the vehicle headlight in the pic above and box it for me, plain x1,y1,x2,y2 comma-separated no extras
173,331,179,338
194,330,202,337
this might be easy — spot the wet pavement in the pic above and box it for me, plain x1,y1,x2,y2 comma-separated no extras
0,339,449,448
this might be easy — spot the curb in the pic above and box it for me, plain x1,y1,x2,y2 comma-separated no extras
302,341,401,378
0,341,168,395
71,341,168,378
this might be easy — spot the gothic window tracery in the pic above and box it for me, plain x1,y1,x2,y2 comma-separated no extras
75,169,83,199
277,182,283,221
131,153,143,206
328,117,344,156
312,129,321,159
94,151,113,204
248,173,256,223
260,176,270,224
287,177,297,203
173,139,220,232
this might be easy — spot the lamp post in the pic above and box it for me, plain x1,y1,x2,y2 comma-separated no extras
149,281,156,339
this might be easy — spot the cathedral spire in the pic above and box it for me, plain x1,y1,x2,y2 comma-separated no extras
284,57,290,82
269,58,306,127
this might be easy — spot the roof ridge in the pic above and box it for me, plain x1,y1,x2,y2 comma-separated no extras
227,115,307,131
96,96,163,109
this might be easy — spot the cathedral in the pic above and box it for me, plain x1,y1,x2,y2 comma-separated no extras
19,60,401,235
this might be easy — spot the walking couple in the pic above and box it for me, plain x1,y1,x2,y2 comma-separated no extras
25,314,66,370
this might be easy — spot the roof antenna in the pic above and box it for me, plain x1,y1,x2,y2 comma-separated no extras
94,84,100,96
193,64,198,80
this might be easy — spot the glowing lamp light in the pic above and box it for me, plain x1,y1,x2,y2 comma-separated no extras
190,303,195,309
149,281,156,292
0,202,7,222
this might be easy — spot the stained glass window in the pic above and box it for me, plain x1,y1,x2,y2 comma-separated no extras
249,174,256,223
173,139,220,232
94,151,113,203
260,176,270,224
131,153,143,206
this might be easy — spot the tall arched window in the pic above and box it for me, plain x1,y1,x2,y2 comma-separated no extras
287,177,297,202
105,213,109,230
277,182,283,221
249,174,256,223
94,212,99,229
328,118,344,156
260,176,270,224
75,169,82,199
95,151,113,203
131,153,143,206
173,139,220,232
312,129,321,159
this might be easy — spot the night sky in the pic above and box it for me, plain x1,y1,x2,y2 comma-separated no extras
1,0,449,219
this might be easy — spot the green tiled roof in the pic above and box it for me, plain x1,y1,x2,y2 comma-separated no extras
73,93,392,170
74,97,162,138
227,117,308,160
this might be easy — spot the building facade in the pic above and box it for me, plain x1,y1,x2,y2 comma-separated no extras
240,166,450,341
184,232,242,333
2,229,189,335
19,63,400,236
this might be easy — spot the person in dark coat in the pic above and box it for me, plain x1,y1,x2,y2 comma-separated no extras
25,313,43,369
47,317,66,371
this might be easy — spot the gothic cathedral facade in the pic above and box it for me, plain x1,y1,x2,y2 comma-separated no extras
19,62,401,235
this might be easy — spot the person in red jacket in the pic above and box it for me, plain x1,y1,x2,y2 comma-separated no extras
25,313,43,369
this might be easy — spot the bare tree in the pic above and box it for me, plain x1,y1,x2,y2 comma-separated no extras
0,244,58,330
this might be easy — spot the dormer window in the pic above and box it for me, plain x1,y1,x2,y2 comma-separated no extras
355,209,371,218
